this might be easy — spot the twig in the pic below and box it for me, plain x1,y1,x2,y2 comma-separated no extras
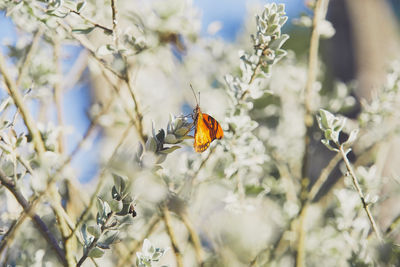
76,211,116,267
110,0,119,46
0,51,45,155
49,184,75,266
386,213,400,235
124,67,146,143
0,210,27,256
308,153,341,201
339,146,383,242
68,124,133,240
70,10,113,34
161,204,183,267
53,37,65,154
16,27,43,87
240,46,270,101
180,212,204,266
0,170,67,266
297,1,329,266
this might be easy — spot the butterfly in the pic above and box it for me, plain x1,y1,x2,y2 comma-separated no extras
190,85,224,153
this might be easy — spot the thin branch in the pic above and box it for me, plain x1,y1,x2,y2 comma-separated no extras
0,210,27,256
180,212,204,265
308,153,341,201
76,211,116,267
124,68,146,143
70,10,113,34
53,37,65,154
0,170,67,266
386,213,400,235
110,0,119,46
68,124,133,240
49,185,75,266
161,204,183,267
297,1,329,266
339,146,383,242
16,27,44,87
0,51,45,155
240,46,271,101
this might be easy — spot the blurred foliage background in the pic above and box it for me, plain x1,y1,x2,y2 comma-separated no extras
0,0,400,266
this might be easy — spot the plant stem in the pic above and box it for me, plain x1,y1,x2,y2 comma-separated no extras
180,212,204,266
161,204,183,267
339,146,383,242
0,51,45,156
70,10,113,34
110,0,119,47
298,0,329,266
16,27,43,87
76,212,115,267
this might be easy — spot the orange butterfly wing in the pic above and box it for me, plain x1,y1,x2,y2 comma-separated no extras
193,109,224,153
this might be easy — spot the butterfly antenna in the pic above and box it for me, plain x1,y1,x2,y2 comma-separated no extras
189,84,199,105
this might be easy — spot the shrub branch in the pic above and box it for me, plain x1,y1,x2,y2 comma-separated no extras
339,145,383,242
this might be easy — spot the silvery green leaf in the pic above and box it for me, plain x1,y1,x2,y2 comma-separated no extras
330,130,339,143
88,247,105,258
137,142,144,159
111,186,120,200
269,34,289,50
318,109,335,129
279,16,288,26
159,146,180,154
156,154,167,164
109,199,123,213
103,200,111,215
96,198,105,215
321,139,339,152
277,3,285,13
76,1,86,12
72,27,95,34
145,137,157,152
174,127,190,137
142,239,155,256
81,224,89,246
87,225,101,238
324,129,333,141
343,129,359,147
112,173,127,194
97,44,115,56
164,134,178,144
99,231,120,246
151,121,156,139
333,117,346,132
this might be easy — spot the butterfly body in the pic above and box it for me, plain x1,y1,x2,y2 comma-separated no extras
193,105,223,153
